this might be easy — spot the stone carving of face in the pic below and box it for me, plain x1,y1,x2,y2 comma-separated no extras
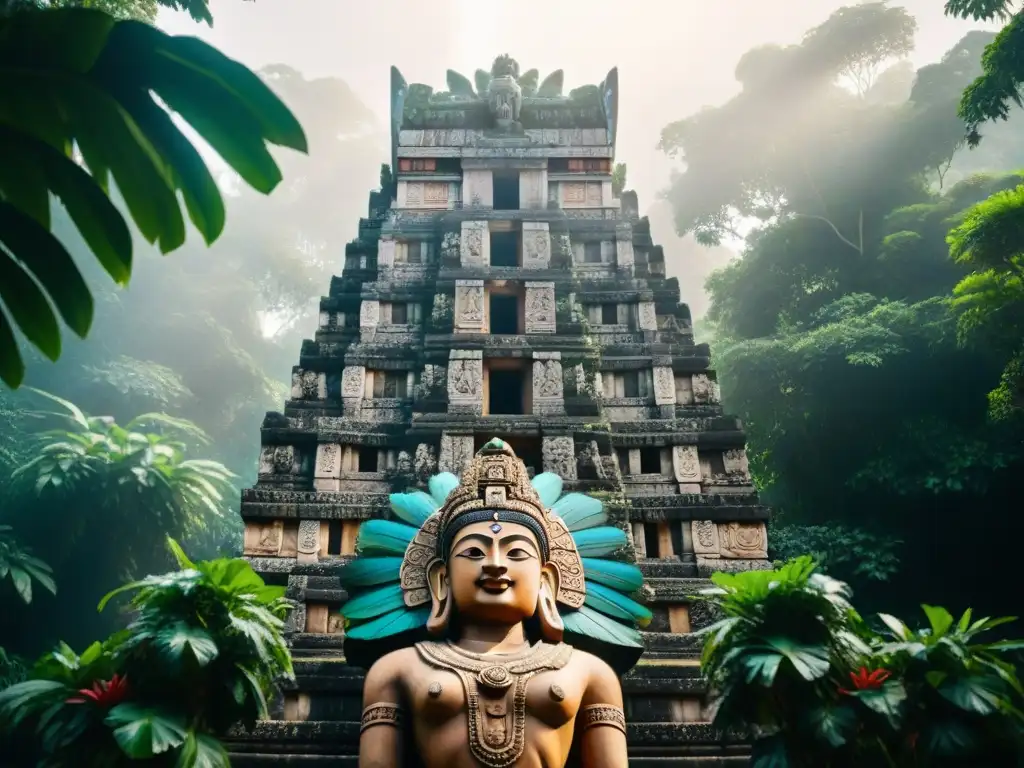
446,520,545,625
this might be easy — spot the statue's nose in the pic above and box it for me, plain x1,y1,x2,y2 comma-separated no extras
481,558,507,576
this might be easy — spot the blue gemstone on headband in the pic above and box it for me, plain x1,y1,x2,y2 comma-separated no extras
490,523,502,534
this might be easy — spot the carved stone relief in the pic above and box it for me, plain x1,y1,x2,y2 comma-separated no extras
524,282,555,334
460,221,489,267
719,522,768,559
360,300,380,329
562,182,586,204
693,374,716,404
637,301,657,331
672,445,702,483
424,182,449,206
296,519,321,564
439,433,475,475
315,443,342,479
653,366,676,405
263,445,300,475
454,279,485,333
542,437,577,480
326,613,345,635
405,181,422,205
723,449,751,481
378,238,395,268
413,443,438,482
586,183,602,206
447,352,483,414
691,520,720,556
521,222,551,269
341,366,366,399
244,520,284,556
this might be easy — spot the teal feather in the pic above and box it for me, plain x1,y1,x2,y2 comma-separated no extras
552,493,606,531
571,526,627,556
356,519,417,555
563,606,643,648
428,472,459,505
581,558,643,592
530,472,563,507
390,491,436,527
341,584,406,621
345,607,430,641
338,557,403,589
584,581,653,628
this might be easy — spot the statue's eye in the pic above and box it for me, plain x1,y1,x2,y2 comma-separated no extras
457,546,486,559
507,548,533,560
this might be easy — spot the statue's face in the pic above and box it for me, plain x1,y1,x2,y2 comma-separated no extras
446,519,543,624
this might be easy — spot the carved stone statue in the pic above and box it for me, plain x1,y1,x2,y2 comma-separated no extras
340,438,649,767
487,55,523,129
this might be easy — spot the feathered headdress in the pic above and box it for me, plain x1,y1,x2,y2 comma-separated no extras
339,437,650,671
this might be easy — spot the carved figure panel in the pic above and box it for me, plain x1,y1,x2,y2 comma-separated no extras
460,221,488,266
296,519,321,564
315,443,342,479
719,522,768,559
533,358,563,401
672,445,702,483
691,520,720,556
448,359,483,402
524,282,555,333
562,182,586,205
586,183,602,206
653,366,676,405
272,446,301,475
342,366,366,399
616,238,635,268
243,520,284,556
692,374,714,404
723,448,751,480
522,223,551,269
637,301,657,331
424,182,449,205
542,437,577,480
439,433,474,474
454,280,485,332
360,300,380,329
404,182,423,205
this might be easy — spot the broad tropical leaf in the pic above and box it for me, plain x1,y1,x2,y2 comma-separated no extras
105,703,188,758
0,7,307,388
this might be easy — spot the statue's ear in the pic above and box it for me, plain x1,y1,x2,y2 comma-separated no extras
426,559,451,636
537,563,564,642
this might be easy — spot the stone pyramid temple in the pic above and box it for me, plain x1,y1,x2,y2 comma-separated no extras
228,57,770,766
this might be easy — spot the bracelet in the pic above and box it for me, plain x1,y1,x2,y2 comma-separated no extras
360,701,403,732
581,704,626,735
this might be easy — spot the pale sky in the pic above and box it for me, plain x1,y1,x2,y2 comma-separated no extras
158,0,992,313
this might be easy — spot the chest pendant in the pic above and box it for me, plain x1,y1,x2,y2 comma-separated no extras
416,641,573,767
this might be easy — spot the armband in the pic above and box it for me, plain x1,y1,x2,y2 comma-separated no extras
360,701,403,732
580,704,626,735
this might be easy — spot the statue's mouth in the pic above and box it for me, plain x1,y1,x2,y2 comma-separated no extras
476,577,513,593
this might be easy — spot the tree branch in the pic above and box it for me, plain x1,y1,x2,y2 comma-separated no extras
792,212,864,254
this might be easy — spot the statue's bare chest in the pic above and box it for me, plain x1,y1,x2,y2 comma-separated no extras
408,641,580,767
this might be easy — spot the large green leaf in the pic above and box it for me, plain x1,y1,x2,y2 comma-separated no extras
0,305,24,387
806,703,855,747
922,604,955,636
764,637,831,681
0,8,115,73
0,201,93,337
105,703,188,758
938,674,1004,714
176,730,230,768
157,622,219,666
750,735,791,768
850,680,906,727
0,240,61,360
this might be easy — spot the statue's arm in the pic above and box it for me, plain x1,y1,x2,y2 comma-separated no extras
358,653,405,768
578,656,629,768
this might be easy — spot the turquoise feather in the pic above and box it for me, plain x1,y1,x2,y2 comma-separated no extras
428,472,459,505
345,607,430,641
571,526,627,557
552,493,606,531
390,491,436,527
338,557,403,588
530,472,563,507
584,581,653,628
356,519,417,555
581,558,643,592
340,584,406,621
563,606,643,648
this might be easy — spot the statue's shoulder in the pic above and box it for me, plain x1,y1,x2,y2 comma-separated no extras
566,647,621,690
365,645,419,682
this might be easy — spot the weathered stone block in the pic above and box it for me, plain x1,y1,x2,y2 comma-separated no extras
691,520,720,556
524,281,555,333
653,366,676,406
439,433,474,474
719,522,768,559
521,222,551,269
359,300,379,329
542,436,576,479
454,279,485,333
532,352,564,416
460,220,489,267
296,519,320,564
243,520,284,556
637,301,657,331
447,350,483,414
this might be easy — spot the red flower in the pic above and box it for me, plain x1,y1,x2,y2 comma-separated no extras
838,666,890,694
66,674,128,707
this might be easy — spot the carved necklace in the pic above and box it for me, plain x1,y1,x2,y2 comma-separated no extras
415,640,573,767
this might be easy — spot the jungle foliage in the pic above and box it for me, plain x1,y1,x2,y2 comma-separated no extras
699,557,1024,767
0,540,292,767
660,1,1024,613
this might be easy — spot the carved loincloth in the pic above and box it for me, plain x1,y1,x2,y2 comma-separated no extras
415,640,573,767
